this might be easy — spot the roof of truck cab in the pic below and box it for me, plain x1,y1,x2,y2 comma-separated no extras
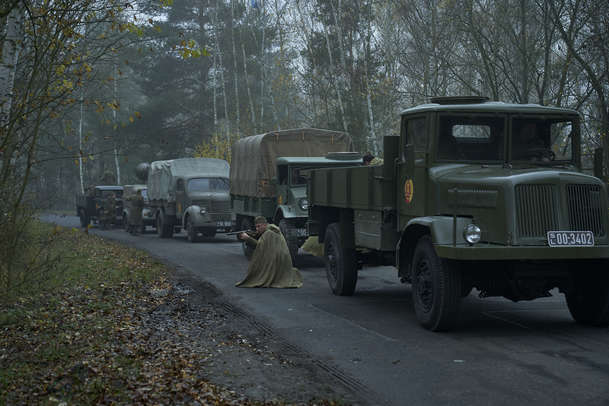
95,185,123,190
276,157,362,165
401,101,579,116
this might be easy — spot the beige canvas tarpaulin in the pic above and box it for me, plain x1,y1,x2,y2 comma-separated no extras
236,224,303,288
230,128,353,198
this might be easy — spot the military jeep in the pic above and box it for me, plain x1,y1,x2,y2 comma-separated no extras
307,96,609,331
76,185,123,227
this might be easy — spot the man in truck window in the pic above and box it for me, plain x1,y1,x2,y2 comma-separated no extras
236,216,303,288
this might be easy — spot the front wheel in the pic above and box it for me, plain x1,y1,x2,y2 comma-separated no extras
566,266,609,326
324,223,357,296
186,218,200,243
411,235,462,331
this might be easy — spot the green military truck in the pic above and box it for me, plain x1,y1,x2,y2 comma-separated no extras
230,128,360,263
307,96,609,331
147,158,234,242
76,185,123,227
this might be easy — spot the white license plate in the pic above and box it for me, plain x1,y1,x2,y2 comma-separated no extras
216,221,232,227
547,231,594,247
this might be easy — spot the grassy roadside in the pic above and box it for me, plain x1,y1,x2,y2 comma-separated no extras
0,222,291,405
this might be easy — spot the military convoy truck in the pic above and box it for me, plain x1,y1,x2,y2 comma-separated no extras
307,96,609,331
230,128,360,263
147,158,234,242
76,185,123,227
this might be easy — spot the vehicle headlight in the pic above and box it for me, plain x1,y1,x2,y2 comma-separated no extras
463,224,481,245
298,198,309,211
200,207,207,215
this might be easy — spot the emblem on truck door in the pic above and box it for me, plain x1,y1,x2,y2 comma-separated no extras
404,179,414,203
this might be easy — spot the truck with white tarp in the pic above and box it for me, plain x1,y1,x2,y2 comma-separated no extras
147,158,234,242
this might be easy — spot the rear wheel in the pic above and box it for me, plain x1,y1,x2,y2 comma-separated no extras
411,235,462,331
324,223,357,296
279,219,299,267
566,266,609,326
157,213,174,238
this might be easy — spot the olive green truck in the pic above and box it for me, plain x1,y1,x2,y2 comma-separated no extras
307,96,609,331
230,128,360,264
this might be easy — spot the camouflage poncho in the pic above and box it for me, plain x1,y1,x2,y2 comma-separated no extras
236,224,303,288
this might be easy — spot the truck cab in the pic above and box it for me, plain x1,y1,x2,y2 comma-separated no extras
308,96,609,331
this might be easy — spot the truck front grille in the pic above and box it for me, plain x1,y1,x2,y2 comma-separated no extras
515,183,606,240
515,184,558,238
209,200,231,213
567,184,604,236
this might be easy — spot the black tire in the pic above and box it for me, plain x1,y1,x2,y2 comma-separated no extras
323,222,357,296
279,219,299,267
79,209,89,228
186,218,200,243
201,229,216,238
411,235,462,331
157,213,173,238
566,267,609,326
240,217,254,260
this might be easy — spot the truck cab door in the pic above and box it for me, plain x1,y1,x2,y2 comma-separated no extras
396,115,428,230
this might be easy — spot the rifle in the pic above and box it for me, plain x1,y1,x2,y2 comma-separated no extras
225,229,257,239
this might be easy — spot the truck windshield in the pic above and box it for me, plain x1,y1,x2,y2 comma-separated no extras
511,117,574,163
437,114,505,162
187,178,229,193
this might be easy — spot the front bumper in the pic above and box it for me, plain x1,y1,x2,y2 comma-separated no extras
435,243,609,261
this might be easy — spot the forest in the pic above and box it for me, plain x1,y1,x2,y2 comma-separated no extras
1,0,608,212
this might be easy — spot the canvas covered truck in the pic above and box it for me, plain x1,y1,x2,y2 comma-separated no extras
307,96,609,331
147,158,234,242
230,128,360,264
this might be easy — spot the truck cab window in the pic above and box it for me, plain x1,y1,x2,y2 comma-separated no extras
402,117,426,159
437,115,505,162
291,168,307,185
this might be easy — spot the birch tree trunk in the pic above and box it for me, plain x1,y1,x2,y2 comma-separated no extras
0,3,24,132
214,0,230,144
242,42,257,132
230,0,240,137
112,60,121,185
322,22,349,133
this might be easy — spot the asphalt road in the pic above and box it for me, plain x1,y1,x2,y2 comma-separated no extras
43,215,609,406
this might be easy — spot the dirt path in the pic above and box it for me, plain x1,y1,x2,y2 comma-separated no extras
155,271,370,405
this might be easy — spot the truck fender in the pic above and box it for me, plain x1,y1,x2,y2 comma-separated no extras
274,205,303,221
182,205,208,227
396,216,475,279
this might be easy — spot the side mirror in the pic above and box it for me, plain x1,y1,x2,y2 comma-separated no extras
594,148,604,179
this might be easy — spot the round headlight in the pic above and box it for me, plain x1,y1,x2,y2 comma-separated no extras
199,207,207,215
299,198,309,211
463,224,481,245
